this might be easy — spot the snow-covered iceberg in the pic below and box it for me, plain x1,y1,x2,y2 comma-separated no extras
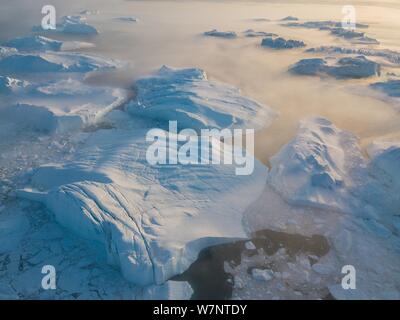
370,80,400,97
243,29,277,38
203,29,237,39
268,117,367,213
126,66,276,130
261,37,305,49
306,46,400,66
289,56,380,78
18,128,268,286
33,15,98,35
284,21,377,44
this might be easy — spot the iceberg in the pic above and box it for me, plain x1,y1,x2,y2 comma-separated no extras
306,46,400,66
33,15,98,35
370,80,400,97
203,29,237,39
284,21,377,44
126,66,276,130
18,128,268,286
261,37,305,49
243,29,277,38
115,17,138,23
289,56,380,78
280,16,299,21
0,49,119,74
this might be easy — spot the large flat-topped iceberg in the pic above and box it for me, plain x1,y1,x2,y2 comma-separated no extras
289,56,380,78
33,15,98,35
126,66,276,130
18,128,268,286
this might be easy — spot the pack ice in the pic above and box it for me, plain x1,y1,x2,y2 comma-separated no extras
17,66,274,286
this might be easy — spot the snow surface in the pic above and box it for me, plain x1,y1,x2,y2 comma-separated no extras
289,56,380,78
126,66,276,130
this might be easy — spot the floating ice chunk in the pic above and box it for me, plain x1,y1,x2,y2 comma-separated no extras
268,117,366,213
306,46,400,66
261,37,305,49
204,29,237,39
79,10,100,16
245,241,256,250
126,66,276,130
115,16,138,23
33,15,98,35
370,80,400,97
290,56,380,78
18,128,268,286
0,76,30,94
243,29,277,37
280,16,299,21
252,268,273,281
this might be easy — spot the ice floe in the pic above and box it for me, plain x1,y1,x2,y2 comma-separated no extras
203,29,237,39
261,37,305,49
280,16,299,21
289,56,380,78
115,16,138,23
126,66,276,130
